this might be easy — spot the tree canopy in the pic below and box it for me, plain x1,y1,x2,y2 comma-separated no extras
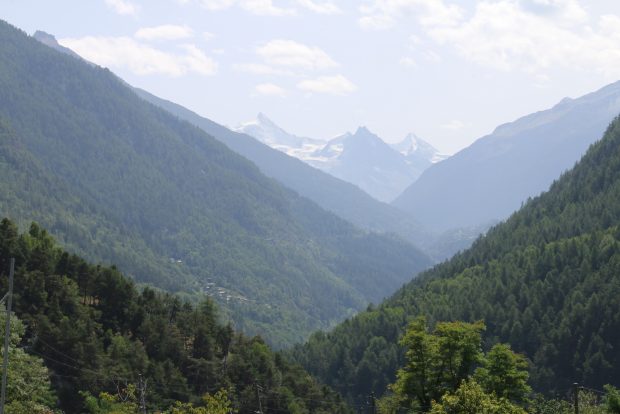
0,217,350,413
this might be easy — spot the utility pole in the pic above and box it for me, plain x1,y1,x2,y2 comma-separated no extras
574,383,580,414
0,258,15,414
255,383,263,414
369,392,377,414
138,374,148,414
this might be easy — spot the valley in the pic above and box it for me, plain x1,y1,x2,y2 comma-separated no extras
1,1,620,412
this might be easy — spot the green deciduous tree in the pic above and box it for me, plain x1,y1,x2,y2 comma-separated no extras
166,389,236,414
392,317,485,411
429,379,525,414
605,385,620,414
388,318,532,413
474,343,531,404
80,386,138,414
0,308,57,413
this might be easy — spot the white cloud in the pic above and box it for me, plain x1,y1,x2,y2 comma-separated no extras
359,0,464,30
199,0,235,10
359,14,394,30
104,0,139,15
233,63,293,75
296,0,341,15
196,0,295,15
519,0,588,25
181,44,219,75
203,32,215,41
257,39,338,70
442,119,466,130
242,0,296,15
408,34,422,47
135,25,194,41
400,57,417,67
255,83,288,96
362,0,620,79
297,75,357,95
403,35,442,67
429,1,620,77
59,36,217,77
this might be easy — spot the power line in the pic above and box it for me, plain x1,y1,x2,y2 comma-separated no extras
34,336,83,365
580,385,607,395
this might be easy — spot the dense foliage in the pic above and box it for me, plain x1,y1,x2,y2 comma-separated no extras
0,19,431,347
292,116,620,401
377,318,529,413
0,218,351,413
0,308,57,412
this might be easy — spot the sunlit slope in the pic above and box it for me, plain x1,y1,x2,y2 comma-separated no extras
293,115,620,400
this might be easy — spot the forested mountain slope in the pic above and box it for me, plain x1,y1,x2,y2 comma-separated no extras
394,81,620,233
0,218,351,413
133,88,433,252
292,116,620,403
0,20,430,347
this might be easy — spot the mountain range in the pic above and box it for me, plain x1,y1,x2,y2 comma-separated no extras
0,20,432,348
237,114,447,202
131,89,438,256
394,81,620,233
38,28,620,266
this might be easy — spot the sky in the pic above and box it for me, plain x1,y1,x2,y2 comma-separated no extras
3,0,620,154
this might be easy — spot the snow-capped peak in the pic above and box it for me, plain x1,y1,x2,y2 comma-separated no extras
236,116,451,201
236,113,307,149
390,133,447,163
256,112,280,130
391,133,422,156
235,113,326,159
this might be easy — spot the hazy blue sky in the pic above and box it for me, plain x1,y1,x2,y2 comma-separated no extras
3,0,620,153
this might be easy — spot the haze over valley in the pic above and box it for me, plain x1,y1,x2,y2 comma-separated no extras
2,1,620,412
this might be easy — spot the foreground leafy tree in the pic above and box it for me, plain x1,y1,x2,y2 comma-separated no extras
81,388,138,414
0,308,56,413
604,385,620,414
474,344,531,404
528,386,620,414
392,317,485,411
166,389,236,414
384,318,530,413
430,379,525,414
84,387,236,414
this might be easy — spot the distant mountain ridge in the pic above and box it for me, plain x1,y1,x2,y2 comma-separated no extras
394,80,620,233
132,88,437,254
236,114,446,202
